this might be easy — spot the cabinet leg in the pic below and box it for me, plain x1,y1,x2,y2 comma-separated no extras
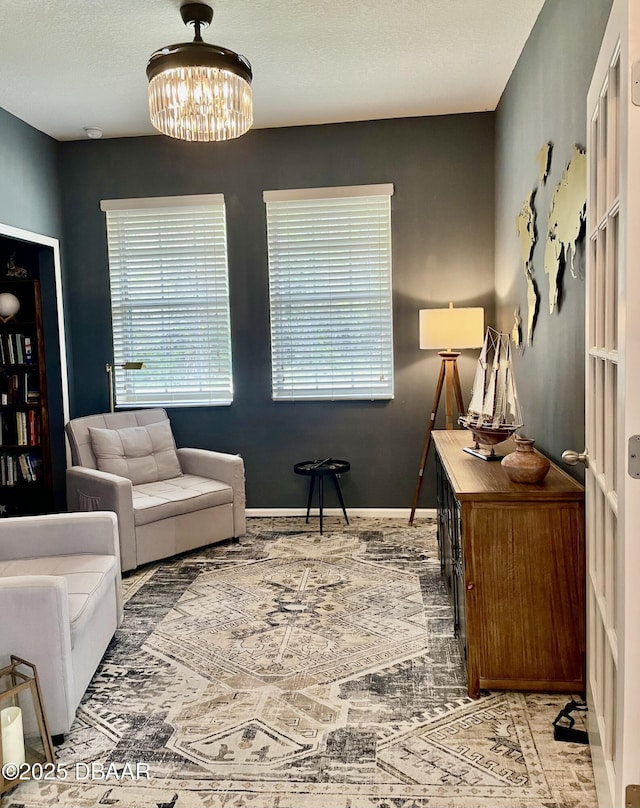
467,658,480,698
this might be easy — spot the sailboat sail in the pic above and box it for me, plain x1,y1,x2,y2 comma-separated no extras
493,337,513,428
505,355,522,426
468,341,487,415
460,327,522,439
482,335,499,419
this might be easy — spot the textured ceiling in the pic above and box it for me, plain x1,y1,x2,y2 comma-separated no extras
0,0,545,141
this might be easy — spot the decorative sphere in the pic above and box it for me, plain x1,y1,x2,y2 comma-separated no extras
0,293,20,319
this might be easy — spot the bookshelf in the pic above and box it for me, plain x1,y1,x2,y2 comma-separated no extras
0,278,52,514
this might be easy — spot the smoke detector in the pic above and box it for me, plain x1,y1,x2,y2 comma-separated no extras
83,126,103,139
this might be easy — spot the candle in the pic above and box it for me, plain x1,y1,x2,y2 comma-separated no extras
1,706,25,767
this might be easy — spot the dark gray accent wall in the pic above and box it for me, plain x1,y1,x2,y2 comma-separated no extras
59,114,495,509
0,107,66,507
0,107,62,239
494,0,612,475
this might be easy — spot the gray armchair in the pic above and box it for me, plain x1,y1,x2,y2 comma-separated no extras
0,512,122,736
65,409,246,572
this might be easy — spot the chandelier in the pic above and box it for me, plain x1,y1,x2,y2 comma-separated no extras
146,2,253,142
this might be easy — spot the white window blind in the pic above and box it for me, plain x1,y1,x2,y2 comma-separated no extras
264,184,394,401
101,194,233,406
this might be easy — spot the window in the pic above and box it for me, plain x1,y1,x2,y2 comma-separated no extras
264,184,394,401
100,194,233,406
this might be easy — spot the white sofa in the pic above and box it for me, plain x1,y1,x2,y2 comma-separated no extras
0,512,122,737
65,408,246,572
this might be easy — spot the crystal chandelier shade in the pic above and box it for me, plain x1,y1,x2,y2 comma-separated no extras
146,3,253,142
148,65,252,142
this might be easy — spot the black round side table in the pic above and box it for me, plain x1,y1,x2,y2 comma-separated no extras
294,458,350,534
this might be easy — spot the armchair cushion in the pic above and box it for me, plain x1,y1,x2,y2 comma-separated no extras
88,420,182,484
132,474,234,526
0,553,118,648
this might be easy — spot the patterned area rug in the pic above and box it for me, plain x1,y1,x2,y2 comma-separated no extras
5,517,596,808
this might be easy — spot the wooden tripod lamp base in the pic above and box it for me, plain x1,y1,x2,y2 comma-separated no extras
409,352,465,525
408,304,484,526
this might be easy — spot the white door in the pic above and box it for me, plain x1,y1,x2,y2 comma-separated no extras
578,2,640,805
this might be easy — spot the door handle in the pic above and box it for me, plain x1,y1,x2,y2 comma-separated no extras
561,448,589,468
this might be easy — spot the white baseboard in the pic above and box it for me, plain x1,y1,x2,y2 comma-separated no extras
246,507,437,519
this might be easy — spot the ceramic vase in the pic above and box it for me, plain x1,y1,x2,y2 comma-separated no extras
501,437,550,484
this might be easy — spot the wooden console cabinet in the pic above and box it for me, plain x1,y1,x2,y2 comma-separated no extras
433,430,585,698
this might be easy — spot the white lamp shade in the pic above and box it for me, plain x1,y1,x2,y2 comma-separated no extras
419,305,484,350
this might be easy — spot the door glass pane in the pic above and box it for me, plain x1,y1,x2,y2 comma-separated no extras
587,472,597,575
596,618,605,710
595,358,605,466
610,211,619,351
588,356,597,453
605,361,616,482
588,585,597,689
595,484,606,597
610,510,618,632
597,228,607,349
604,650,615,760
590,113,599,221
598,85,608,221
611,361,618,493
589,236,598,348
605,506,615,626
609,55,620,201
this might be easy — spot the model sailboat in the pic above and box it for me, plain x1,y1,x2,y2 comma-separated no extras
459,328,523,459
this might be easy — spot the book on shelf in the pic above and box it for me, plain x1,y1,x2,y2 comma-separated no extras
0,371,30,405
0,410,36,446
22,452,39,483
1,454,16,486
18,410,38,446
0,370,40,406
23,336,33,363
29,453,42,482
28,410,40,445
16,410,29,446
0,334,34,367
0,451,41,485
18,453,30,481
0,412,12,445
3,335,12,365
26,371,40,403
